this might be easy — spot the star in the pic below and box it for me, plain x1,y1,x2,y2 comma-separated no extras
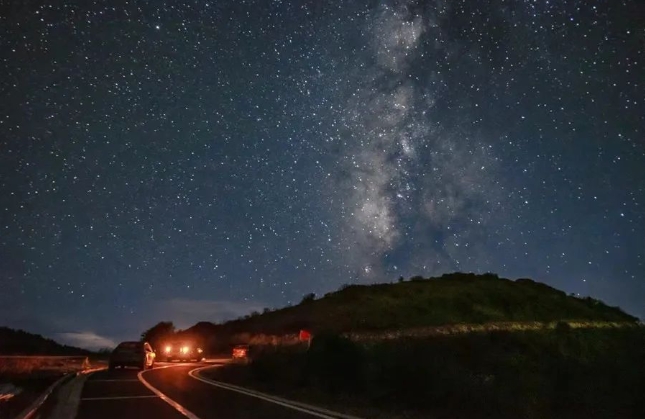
0,0,642,347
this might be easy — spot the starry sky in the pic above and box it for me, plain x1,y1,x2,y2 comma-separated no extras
1,0,643,350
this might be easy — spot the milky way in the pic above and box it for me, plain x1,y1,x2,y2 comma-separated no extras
1,1,643,348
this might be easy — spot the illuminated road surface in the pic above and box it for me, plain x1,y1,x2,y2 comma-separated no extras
75,361,338,419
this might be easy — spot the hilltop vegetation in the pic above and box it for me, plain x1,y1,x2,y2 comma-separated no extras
182,272,642,419
178,273,637,351
0,326,90,356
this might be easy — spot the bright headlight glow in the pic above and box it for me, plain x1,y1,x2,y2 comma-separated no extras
181,346,189,354
165,346,172,353
197,348,203,353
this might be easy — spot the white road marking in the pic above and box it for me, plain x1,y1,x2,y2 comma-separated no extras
138,366,202,419
79,367,108,375
81,395,159,401
188,366,363,419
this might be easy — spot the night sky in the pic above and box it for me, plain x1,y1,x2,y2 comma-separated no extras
1,1,643,350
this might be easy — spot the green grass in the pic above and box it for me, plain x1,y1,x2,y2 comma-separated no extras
189,272,643,418
206,327,645,419
184,273,637,352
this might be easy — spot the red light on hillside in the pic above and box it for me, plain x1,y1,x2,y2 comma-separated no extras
299,329,312,341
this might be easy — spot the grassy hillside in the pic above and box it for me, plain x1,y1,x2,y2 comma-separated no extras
0,326,90,356
184,273,637,347
206,326,645,419
184,273,643,418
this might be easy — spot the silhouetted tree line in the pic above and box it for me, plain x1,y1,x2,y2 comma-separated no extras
0,326,91,355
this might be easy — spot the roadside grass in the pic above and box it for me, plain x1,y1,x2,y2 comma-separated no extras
0,356,91,377
343,319,638,342
205,327,645,419
0,356,103,419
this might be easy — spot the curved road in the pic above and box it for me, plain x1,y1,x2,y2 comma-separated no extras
74,361,347,419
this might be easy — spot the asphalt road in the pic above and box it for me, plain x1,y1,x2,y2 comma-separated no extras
75,362,338,419
75,365,186,419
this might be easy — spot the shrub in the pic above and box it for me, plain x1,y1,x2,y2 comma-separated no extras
249,346,306,386
216,327,645,419
305,334,364,393
299,293,316,304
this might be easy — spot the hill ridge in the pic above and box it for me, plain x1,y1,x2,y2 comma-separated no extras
170,272,638,352
0,326,90,355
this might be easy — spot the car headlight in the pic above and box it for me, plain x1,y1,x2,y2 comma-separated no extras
197,348,203,353
181,346,189,354
165,346,172,353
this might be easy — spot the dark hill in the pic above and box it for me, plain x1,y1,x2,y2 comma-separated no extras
181,273,638,351
0,326,91,355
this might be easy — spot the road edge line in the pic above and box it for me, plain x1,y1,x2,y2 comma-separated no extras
138,367,202,419
188,366,364,419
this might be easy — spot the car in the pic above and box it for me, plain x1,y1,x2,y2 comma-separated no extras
232,344,249,359
109,341,155,370
161,341,203,362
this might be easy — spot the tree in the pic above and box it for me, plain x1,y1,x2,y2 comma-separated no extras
140,321,175,351
300,293,316,304
96,347,113,355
